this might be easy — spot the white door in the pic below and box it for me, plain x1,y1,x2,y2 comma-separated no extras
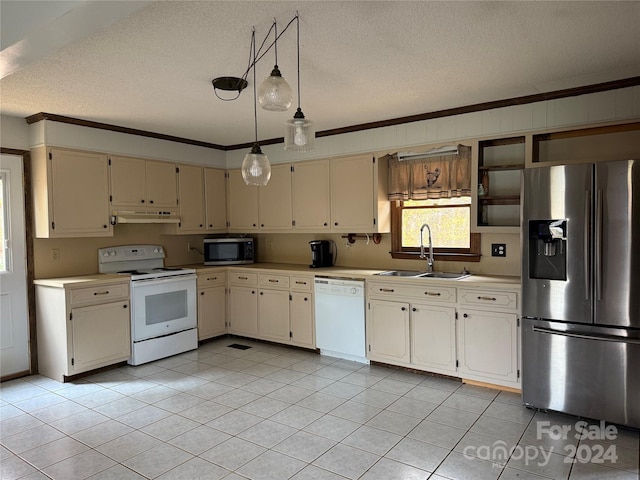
0,154,29,377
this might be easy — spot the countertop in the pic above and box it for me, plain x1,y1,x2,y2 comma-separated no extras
33,274,129,288
189,263,521,288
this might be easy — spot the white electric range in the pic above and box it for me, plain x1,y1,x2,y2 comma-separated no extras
98,245,197,365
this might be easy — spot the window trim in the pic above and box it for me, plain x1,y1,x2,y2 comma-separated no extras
390,200,481,262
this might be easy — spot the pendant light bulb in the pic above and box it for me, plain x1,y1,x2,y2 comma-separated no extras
258,66,293,111
242,144,271,186
293,121,307,147
284,108,315,151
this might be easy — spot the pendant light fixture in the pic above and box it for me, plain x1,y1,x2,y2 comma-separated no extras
257,19,293,112
284,14,314,151
242,28,271,186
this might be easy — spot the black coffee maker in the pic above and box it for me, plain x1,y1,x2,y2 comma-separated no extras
309,240,334,268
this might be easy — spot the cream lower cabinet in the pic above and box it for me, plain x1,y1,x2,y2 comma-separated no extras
367,280,520,389
226,269,315,349
197,270,227,340
31,147,112,238
34,277,131,381
457,288,520,388
411,303,457,375
368,299,411,364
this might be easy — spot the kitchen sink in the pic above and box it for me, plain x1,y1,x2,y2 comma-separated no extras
375,270,471,280
375,270,424,277
418,272,471,280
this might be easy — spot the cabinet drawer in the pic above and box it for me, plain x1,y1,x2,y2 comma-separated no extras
458,288,518,310
368,282,456,303
70,283,129,306
197,270,227,288
290,276,313,292
228,271,258,285
259,273,290,289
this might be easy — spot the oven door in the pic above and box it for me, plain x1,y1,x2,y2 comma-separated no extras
131,275,197,341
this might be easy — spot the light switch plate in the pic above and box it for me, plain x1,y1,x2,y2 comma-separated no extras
491,243,506,257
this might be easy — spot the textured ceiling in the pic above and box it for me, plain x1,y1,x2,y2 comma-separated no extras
1,1,639,147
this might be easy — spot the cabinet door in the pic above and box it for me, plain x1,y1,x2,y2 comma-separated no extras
227,169,258,231
258,289,290,342
71,301,130,373
198,286,226,340
411,303,457,374
258,164,293,230
367,299,410,364
228,285,258,336
177,164,205,233
204,168,227,232
145,160,177,208
50,148,112,237
290,292,314,348
292,159,331,230
457,309,519,384
330,154,375,231
109,155,146,207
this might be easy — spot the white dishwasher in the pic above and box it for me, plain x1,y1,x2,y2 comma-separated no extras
314,277,368,364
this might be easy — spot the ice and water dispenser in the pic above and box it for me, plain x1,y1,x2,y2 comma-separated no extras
528,219,567,280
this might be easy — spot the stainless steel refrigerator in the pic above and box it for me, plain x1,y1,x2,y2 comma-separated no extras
521,159,639,428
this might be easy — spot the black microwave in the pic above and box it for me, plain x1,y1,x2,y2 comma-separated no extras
204,238,255,265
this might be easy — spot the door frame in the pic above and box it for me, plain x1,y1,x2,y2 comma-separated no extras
0,147,36,380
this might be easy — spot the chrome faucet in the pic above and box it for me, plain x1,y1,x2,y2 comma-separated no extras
419,223,434,272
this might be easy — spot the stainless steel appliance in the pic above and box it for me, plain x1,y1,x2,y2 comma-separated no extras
204,237,254,265
314,277,368,363
309,240,335,268
521,159,640,428
98,245,197,365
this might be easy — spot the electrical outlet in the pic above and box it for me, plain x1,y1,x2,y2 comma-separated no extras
491,243,506,257
51,249,60,261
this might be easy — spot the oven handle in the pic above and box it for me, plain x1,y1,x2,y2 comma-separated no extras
131,274,196,287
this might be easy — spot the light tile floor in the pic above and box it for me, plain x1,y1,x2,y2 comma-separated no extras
1,338,638,480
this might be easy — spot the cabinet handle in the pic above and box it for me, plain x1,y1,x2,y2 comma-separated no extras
268,279,279,283
425,291,442,296
323,222,328,226
251,290,255,294
477,296,497,301
261,224,265,227
252,223,257,227
200,291,205,295
238,276,248,280
209,224,213,228
259,291,263,295
379,288,395,293
304,297,308,301
93,291,110,295
207,277,217,281
199,224,203,227
149,200,154,204
412,307,417,312
103,225,108,229
295,281,307,285
463,313,469,318
141,199,145,203
334,222,338,226
123,304,127,309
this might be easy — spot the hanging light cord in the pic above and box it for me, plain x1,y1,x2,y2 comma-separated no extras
251,28,258,143
296,13,301,109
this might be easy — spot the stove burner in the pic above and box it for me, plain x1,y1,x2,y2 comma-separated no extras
153,267,182,272
117,269,143,275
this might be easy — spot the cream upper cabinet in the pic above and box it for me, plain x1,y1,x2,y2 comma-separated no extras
258,164,293,230
330,154,390,233
227,169,259,231
227,166,293,232
204,168,227,232
110,156,177,210
31,146,112,238
176,164,205,233
292,159,331,230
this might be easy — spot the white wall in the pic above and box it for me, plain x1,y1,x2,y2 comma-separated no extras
0,115,30,149
226,85,640,167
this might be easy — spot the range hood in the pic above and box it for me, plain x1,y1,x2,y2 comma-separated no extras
112,210,180,224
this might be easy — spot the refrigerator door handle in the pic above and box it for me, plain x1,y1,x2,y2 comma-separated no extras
532,326,640,345
584,190,591,301
595,189,603,301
